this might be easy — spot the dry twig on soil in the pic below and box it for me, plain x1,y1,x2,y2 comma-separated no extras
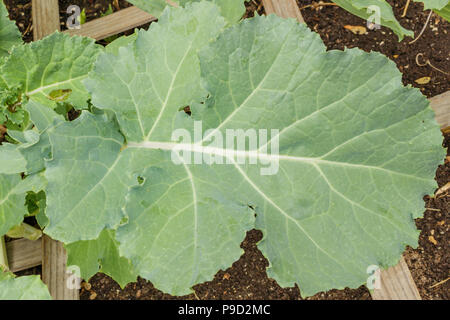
415,53,449,75
409,10,433,44
402,0,411,17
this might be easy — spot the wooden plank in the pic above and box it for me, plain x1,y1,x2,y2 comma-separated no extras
262,0,305,23
372,256,421,300
6,238,42,273
42,236,79,300
32,0,60,40
429,91,450,130
64,6,156,41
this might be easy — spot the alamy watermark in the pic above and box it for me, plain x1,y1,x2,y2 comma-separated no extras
366,5,381,30
366,265,381,290
169,121,280,176
66,5,81,30
66,265,81,290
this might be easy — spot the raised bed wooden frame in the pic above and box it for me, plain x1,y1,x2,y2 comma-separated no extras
5,0,449,301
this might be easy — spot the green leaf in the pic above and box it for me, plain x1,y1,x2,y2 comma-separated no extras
419,0,449,10
4,107,25,124
433,2,450,21
105,32,138,56
84,1,225,143
101,4,114,17
0,100,64,175
45,9,444,297
0,143,27,174
128,0,245,25
0,175,27,236
128,0,168,17
6,222,42,240
44,112,129,241
194,16,443,295
0,1,22,58
66,229,138,288
1,32,102,109
25,99,64,132
80,8,87,25
47,3,253,294
0,174,29,236
0,172,46,238
28,190,48,228
0,270,51,300
331,0,414,40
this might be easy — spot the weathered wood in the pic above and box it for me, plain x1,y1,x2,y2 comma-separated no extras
262,0,305,23
372,256,421,300
6,238,42,273
42,236,79,300
429,91,450,130
64,6,156,41
32,0,60,40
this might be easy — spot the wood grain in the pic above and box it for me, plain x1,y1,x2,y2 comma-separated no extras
32,0,60,40
262,0,305,23
64,6,156,40
429,91,450,130
6,239,42,273
372,256,421,300
42,236,79,300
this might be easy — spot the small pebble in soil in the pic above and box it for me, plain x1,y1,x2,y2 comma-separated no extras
82,282,92,291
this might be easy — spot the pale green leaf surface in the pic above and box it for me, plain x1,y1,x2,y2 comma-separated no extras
0,271,51,300
194,16,443,294
418,0,448,10
0,1,21,58
17,101,64,174
0,100,63,175
128,0,245,24
25,99,64,132
105,32,138,55
84,2,225,143
66,229,137,288
44,112,129,241
1,32,102,109
331,0,414,40
48,2,254,294
0,143,26,174
0,130,51,175
0,174,28,236
433,2,450,20
47,12,444,296
128,0,167,17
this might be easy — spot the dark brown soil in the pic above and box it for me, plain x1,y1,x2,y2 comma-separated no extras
298,0,450,98
80,228,372,300
405,133,450,300
3,0,32,42
3,0,448,300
